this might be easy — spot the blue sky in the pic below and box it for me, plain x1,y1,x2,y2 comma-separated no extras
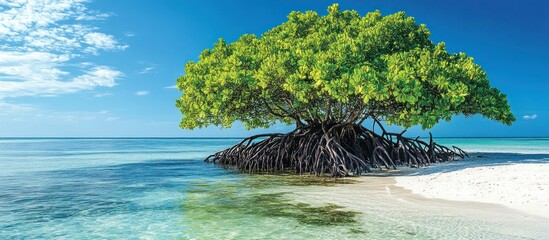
0,0,547,137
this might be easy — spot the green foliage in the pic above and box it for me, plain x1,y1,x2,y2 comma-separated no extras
177,4,515,130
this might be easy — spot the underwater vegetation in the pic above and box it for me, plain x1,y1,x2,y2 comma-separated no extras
181,174,366,238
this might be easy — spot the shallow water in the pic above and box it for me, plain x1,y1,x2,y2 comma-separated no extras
0,138,548,239
435,137,549,154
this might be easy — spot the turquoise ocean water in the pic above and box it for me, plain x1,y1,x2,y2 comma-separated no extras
0,138,548,239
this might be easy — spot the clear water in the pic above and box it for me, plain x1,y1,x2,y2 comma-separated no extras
0,138,548,239
435,137,549,154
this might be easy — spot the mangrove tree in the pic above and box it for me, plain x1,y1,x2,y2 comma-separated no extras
176,4,514,177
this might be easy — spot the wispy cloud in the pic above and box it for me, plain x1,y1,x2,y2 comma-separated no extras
164,85,177,89
84,32,127,54
0,63,123,98
0,103,114,122
124,32,136,37
523,114,538,120
138,66,155,74
94,92,113,98
0,0,126,105
135,91,149,96
0,101,34,115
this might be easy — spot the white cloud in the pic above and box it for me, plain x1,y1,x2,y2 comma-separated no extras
0,0,126,54
76,12,111,21
138,66,155,74
164,85,177,89
0,51,69,82
72,66,119,88
94,92,113,97
0,101,34,115
522,114,538,120
0,0,126,106
0,63,123,98
135,91,149,96
124,32,135,37
0,103,112,122
84,32,127,54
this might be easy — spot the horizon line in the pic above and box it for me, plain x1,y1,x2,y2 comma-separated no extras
0,136,548,139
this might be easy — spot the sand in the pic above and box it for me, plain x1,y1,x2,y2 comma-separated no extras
282,153,549,238
395,157,549,219
288,173,549,239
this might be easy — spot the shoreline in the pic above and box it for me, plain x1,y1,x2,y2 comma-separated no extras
286,151,549,238
288,174,549,239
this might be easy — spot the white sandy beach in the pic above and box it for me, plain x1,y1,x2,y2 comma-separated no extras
395,157,549,219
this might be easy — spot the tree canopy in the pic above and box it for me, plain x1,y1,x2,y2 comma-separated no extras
176,4,514,131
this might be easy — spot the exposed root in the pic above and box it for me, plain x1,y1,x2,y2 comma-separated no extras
205,123,467,177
